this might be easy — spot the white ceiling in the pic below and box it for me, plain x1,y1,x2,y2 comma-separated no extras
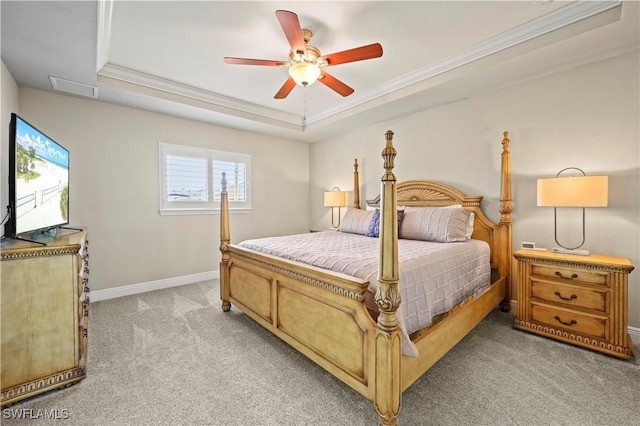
1,1,638,143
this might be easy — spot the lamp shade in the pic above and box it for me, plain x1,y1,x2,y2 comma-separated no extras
324,191,348,207
289,62,321,86
537,175,608,207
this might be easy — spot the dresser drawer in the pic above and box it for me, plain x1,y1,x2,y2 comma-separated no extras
531,264,607,286
530,280,607,312
530,303,607,339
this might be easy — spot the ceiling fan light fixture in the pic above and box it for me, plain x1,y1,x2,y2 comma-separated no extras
289,62,321,86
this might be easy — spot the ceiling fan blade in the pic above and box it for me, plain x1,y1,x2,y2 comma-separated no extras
318,72,354,97
320,43,383,66
275,10,306,54
223,57,288,67
274,78,297,99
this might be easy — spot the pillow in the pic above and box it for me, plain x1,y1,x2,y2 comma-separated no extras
338,208,375,235
366,209,405,238
466,212,475,239
442,204,474,239
399,206,472,242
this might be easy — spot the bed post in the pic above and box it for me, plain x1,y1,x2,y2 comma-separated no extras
220,172,231,312
374,130,402,426
352,158,361,208
498,131,513,312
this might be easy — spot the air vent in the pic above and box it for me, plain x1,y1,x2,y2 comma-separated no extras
49,76,98,98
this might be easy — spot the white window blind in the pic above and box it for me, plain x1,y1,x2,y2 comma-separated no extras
167,155,208,202
159,143,251,214
212,160,247,203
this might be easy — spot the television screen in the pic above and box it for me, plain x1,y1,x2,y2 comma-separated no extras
5,113,69,237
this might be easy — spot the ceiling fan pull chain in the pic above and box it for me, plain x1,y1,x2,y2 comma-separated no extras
303,89,308,126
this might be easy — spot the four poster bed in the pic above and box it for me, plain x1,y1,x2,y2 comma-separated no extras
219,131,513,425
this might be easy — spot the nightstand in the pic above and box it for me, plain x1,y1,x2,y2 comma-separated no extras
513,249,635,359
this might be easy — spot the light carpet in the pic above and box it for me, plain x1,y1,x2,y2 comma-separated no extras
3,280,639,425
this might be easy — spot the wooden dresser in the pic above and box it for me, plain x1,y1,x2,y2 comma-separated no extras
1,229,89,406
514,249,634,359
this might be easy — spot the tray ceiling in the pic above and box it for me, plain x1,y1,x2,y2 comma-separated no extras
2,1,638,142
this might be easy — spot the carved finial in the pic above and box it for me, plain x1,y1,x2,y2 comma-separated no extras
221,171,227,193
381,130,397,182
352,159,361,209
502,131,510,153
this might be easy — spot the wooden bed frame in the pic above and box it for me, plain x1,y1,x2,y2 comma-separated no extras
219,130,512,425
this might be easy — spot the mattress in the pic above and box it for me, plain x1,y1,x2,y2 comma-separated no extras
238,231,491,357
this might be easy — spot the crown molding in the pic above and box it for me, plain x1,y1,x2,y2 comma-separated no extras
95,0,622,133
96,0,113,72
96,0,302,131
305,0,622,125
97,63,304,131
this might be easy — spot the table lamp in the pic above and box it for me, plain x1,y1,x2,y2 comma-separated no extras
537,167,608,255
324,187,348,228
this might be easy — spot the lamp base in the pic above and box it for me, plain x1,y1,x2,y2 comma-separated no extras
551,247,590,256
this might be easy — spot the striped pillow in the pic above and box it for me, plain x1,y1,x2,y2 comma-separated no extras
399,206,471,242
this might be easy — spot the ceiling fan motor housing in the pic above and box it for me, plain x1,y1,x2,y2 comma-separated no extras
289,43,320,64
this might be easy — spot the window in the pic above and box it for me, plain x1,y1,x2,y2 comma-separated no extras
159,143,251,214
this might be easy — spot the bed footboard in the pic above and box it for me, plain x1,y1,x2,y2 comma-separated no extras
222,244,377,395
219,171,379,396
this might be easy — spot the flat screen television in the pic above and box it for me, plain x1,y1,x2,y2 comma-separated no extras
4,113,70,238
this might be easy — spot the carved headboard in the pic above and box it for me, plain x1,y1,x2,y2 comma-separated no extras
365,181,501,269
351,131,512,284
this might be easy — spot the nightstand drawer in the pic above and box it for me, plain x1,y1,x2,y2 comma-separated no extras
530,280,607,312
531,264,607,286
515,250,634,359
530,304,607,339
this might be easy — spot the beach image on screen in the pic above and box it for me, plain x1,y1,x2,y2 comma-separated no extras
14,118,69,234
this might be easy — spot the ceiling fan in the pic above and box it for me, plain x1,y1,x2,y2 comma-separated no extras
223,10,383,99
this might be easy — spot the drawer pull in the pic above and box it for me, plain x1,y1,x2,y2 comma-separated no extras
554,315,577,327
554,291,577,301
555,271,578,280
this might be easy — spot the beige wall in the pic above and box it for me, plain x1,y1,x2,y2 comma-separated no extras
9,87,310,291
310,50,640,328
1,61,20,214
3,51,638,328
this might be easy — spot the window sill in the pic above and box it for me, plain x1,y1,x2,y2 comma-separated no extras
159,208,252,216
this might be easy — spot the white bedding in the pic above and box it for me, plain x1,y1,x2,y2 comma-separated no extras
238,231,490,357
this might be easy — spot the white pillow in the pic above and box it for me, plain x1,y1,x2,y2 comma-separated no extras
443,204,474,239
338,208,375,235
399,206,472,242
466,212,475,239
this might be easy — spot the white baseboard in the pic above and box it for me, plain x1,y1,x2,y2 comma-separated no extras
629,326,640,345
90,270,219,303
